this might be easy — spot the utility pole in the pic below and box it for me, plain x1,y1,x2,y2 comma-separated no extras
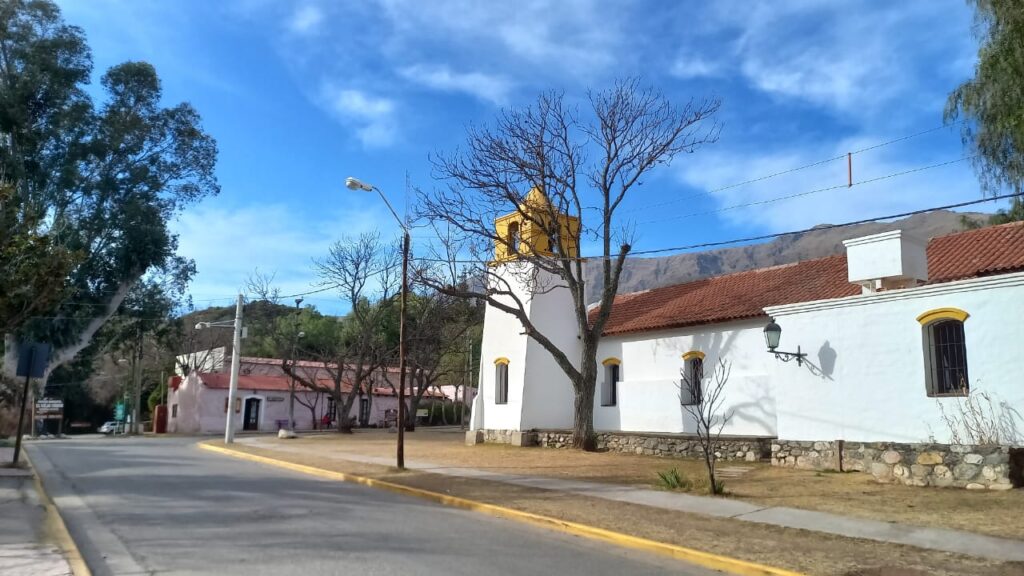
397,230,409,469
288,297,303,433
224,294,244,443
12,347,34,464
131,325,143,435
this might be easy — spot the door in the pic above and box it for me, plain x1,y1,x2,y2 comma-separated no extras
243,398,261,431
359,398,370,426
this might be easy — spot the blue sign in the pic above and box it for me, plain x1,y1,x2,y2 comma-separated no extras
115,403,125,421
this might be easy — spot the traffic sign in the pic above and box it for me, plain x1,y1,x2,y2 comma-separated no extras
115,402,126,421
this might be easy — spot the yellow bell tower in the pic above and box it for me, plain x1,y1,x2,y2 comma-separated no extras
493,188,581,262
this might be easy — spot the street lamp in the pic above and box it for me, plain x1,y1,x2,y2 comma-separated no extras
763,317,807,366
196,294,245,443
346,175,410,469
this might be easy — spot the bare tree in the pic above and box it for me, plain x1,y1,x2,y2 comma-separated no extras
678,358,733,495
417,79,719,449
284,233,400,433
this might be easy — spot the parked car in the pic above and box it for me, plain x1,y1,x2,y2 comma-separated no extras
98,421,120,434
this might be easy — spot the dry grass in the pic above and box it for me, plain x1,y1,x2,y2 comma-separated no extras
217,436,1024,576
251,428,1024,541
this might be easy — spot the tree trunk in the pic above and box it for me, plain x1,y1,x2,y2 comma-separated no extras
407,395,419,432
571,339,598,450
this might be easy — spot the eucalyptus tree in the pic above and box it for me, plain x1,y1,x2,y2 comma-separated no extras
0,1,218,387
947,0,1024,207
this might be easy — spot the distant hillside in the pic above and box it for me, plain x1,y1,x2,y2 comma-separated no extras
584,210,989,302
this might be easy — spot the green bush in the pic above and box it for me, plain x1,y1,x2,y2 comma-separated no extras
656,468,692,491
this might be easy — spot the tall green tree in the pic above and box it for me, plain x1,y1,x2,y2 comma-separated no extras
947,0,1024,203
0,1,218,386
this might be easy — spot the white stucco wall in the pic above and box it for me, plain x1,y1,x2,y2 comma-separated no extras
595,319,777,437
767,272,1024,444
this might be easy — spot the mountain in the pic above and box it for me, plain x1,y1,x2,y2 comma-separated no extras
584,210,989,302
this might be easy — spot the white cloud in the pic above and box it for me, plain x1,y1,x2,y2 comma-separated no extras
399,64,512,105
669,56,722,80
672,136,979,233
173,202,397,311
321,86,397,147
289,4,324,35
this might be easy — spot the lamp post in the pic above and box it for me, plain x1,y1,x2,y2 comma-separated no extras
763,317,807,365
197,294,245,443
345,176,409,470
288,296,305,434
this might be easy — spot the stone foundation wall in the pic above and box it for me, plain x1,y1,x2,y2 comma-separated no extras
536,431,772,462
772,440,1018,491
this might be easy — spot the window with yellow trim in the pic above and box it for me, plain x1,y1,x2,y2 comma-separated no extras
681,356,704,405
495,362,509,404
601,360,620,406
922,317,969,397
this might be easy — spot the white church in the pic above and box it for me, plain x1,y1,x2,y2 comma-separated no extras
469,195,1024,489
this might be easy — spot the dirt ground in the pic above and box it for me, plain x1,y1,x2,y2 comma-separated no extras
216,435,1024,576
243,428,1024,541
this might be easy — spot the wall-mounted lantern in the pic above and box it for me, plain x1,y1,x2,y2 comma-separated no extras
764,317,807,366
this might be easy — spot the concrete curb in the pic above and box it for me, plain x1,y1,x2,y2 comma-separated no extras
198,441,804,576
23,450,92,576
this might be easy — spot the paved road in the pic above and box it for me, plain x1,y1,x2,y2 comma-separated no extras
29,437,718,575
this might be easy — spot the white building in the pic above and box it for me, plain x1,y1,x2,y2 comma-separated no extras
470,196,1024,489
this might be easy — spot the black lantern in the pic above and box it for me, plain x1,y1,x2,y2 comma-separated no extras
763,317,806,365
764,318,782,351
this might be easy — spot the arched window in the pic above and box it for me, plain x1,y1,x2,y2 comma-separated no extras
918,309,970,396
681,351,705,405
506,221,521,255
601,358,620,406
494,358,510,404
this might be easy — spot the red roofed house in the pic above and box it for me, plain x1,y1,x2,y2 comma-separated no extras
167,354,442,434
470,195,1024,490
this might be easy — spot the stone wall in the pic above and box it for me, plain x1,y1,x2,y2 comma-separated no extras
772,439,1018,490
535,431,772,462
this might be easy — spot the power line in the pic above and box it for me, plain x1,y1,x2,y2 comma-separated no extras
414,191,1020,264
625,121,963,214
639,155,975,225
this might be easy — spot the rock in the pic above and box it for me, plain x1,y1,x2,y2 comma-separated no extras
916,451,944,465
963,453,984,465
870,462,892,480
911,464,931,478
933,472,955,488
934,465,951,477
981,466,998,481
950,444,971,454
745,452,757,462
882,450,902,464
965,483,986,490
984,453,1006,466
988,483,1014,491
278,428,298,439
813,441,828,451
953,463,980,481
771,444,782,452
893,464,909,478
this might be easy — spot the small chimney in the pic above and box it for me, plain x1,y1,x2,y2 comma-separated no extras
843,230,927,294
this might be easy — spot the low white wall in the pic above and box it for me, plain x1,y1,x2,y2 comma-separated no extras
595,319,777,437
767,273,1024,444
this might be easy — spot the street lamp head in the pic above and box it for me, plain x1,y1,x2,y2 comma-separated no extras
195,322,209,330
345,176,374,192
763,317,782,351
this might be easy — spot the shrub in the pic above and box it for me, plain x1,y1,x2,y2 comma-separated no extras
656,468,692,491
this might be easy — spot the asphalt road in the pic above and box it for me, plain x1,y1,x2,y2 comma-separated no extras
29,437,719,576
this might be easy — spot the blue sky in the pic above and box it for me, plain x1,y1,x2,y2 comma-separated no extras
56,0,993,313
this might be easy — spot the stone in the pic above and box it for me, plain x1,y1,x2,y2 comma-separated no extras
984,453,1006,466
277,428,297,439
745,451,757,462
870,462,892,480
893,464,909,478
813,441,828,451
881,450,902,464
916,451,944,465
911,464,931,478
933,472,955,488
965,483,986,490
790,448,803,456
950,444,971,454
963,453,984,465
465,430,484,446
988,483,1014,491
953,463,980,481
981,466,998,481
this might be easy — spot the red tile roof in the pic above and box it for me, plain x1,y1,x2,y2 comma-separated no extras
596,221,1024,336
197,372,444,397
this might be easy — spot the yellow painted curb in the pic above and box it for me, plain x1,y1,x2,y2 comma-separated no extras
198,441,803,576
24,450,92,576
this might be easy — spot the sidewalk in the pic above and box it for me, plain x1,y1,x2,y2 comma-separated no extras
237,436,1024,563
0,447,72,576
